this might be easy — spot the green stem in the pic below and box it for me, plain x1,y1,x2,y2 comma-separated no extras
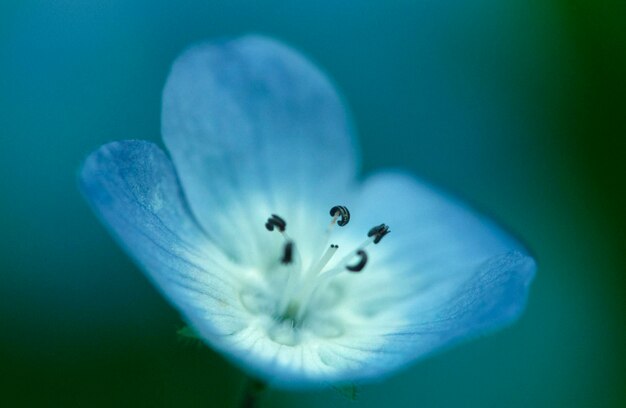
239,377,266,408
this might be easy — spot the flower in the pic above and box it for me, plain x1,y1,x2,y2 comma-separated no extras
80,35,535,388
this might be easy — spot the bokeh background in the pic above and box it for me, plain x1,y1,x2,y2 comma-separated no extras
1,0,624,406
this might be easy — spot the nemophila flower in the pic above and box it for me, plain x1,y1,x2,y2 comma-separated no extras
80,35,535,388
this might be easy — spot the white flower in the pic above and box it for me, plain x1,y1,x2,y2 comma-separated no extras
80,35,535,388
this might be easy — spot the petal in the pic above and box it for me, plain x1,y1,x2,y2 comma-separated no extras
388,250,535,341
79,141,333,385
319,171,536,381
161,35,359,253
346,170,527,283
321,251,534,383
79,141,246,338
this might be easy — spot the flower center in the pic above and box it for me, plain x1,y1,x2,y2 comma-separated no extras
239,206,390,346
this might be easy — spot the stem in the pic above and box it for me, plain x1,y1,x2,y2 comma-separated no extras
239,377,266,408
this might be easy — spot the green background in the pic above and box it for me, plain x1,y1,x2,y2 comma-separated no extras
1,1,624,406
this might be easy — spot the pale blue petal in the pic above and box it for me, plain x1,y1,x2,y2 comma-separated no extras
79,141,247,338
325,171,536,381
161,35,359,260
333,252,534,383
346,170,527,281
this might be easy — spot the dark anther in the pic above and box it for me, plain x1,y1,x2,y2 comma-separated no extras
329,205,350,227
368,223,390,244
265,214,287,232
330,244,338,249
346,250,368,272
281,241,294,264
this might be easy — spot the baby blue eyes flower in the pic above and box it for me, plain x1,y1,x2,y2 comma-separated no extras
80,35,535,388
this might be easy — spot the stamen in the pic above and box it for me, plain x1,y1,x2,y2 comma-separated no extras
329,205,350,227
368,223,390,244
265,213,301,267
281,241,294,264
265,214,287,232
346,250,367,272
313,206,348,269
278,240,301,313
269,207,390,325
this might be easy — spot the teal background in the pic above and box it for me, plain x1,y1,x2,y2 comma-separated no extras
1,1,624,406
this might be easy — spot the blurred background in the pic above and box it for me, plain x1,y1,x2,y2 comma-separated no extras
1,0,624,406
